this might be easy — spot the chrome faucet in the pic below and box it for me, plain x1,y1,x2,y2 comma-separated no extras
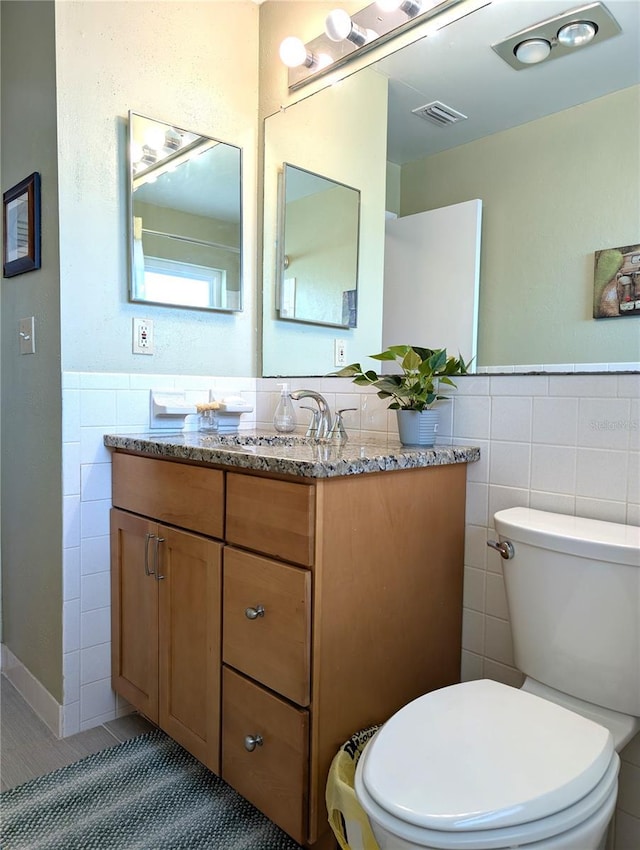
290,390,333,441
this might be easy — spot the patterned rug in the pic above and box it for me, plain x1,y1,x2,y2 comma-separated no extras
1,728,304,849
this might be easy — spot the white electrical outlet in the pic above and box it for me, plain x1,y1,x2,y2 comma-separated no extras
334,338,347,368
133,318,154,355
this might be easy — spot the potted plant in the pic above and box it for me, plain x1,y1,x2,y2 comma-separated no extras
334,345,470,446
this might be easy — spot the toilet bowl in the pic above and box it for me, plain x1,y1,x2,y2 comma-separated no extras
354,508,639,850
354,679,619,850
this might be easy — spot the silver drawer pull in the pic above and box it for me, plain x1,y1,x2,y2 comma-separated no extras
154,536,166,580
487,539,515,560
245,604,265,620
144,532,156,576
244,734,264,752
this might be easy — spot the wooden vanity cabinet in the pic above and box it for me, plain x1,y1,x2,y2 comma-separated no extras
111,451,468,849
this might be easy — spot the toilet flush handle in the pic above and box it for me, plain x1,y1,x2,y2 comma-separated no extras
487,539,515,559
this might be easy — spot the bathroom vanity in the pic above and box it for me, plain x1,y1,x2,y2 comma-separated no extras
105,431,479,849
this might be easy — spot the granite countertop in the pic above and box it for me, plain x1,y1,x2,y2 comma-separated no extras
104,430,480,479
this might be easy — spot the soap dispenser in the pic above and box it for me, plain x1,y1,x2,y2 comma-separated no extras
273,383,297,433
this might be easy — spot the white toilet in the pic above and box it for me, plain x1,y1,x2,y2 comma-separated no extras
355,507,640,850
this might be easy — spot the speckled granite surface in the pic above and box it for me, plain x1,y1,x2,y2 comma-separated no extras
103,431,480,479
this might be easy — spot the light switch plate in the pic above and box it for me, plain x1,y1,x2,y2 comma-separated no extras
19,317,35,355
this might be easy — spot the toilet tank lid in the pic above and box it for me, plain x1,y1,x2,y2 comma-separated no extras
494,508,640,567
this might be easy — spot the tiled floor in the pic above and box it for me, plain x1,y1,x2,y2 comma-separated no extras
1,675,155,791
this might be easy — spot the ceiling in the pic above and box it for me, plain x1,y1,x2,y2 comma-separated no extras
374,0,640,164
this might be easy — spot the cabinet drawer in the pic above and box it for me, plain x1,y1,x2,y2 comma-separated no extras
223,548,311,706
112,453,224,539
222,667,308,845
226,473,315,566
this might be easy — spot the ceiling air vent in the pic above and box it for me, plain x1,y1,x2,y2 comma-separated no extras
412,101,468,127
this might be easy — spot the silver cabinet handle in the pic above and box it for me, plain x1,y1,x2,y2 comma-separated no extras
154,536,165,580
487,539,515,560
245,604,265,620
144,532,156,576
244,734,264,752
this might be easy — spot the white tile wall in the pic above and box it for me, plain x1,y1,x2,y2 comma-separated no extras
60,371,257,734
60,369,639,848
448,372,640,850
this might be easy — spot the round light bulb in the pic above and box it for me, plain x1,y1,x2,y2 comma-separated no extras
325,9,353,42
557,20,597,48
279,36,308,68
514,38,552,64
143,126,166,151
316,53,334,71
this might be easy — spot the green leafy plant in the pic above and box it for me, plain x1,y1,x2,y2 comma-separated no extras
334,345,470,411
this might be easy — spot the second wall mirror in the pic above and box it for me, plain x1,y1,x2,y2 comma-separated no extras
128,112,242,312
277,163,360,329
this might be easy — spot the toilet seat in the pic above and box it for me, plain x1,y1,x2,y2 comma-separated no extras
355,679,620,850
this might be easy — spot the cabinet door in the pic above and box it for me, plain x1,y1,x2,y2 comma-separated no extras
110,508,159,722
158,525,223,774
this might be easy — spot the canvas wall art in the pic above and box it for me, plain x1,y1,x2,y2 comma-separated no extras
593,243,640,318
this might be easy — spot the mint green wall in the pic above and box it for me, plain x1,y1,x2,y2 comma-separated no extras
262,68,388,376
54,1,259,376
400,86,640,367
1,0,63,700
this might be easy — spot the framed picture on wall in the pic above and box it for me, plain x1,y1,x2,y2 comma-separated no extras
593,243,640,318
3,172,41,278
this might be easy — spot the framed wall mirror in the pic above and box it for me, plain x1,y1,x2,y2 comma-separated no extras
277,163,360,328
262,0,639,376
128,112,242,312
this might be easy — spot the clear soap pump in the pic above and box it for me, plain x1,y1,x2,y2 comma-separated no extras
273,383,297,433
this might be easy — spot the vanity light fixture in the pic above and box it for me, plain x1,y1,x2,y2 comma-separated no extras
280,0,487,90
377,0,423,18
140,145,158,167
492,2,619,70
164,128,183,151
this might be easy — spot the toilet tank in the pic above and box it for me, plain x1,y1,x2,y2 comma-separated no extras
494,508,640,716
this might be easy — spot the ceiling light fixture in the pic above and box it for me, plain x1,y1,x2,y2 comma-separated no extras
514,38,551,65
492,2,619,71
557,20,597,47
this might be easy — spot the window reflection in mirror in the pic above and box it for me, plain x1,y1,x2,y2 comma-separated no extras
128,112,242,312
277,164,360,328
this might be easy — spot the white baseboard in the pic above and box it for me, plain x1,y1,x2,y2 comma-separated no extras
1,644,62,737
